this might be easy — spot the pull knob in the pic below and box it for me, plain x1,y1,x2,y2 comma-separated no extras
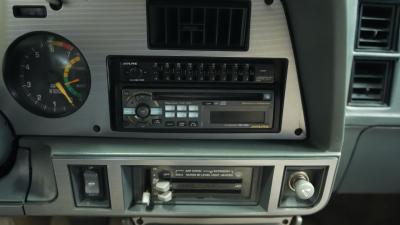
158,191,173,202
289,171,315,200
155,181,171,193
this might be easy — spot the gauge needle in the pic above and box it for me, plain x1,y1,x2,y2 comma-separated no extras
55,82,74,106
64,78,80,85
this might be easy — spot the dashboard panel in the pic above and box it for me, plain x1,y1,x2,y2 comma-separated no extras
0,0,350,221
0,0,306,140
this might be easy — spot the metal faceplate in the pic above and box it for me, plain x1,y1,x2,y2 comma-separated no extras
0,0,306,139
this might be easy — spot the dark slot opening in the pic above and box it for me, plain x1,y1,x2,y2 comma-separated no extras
205,8,218,45
217,9,231,46
166,8,179,45
149,7,166,45
174,189,241,194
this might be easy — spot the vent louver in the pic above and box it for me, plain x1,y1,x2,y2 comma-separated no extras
147,0,251,51
356,3,397,50
349,59,394,106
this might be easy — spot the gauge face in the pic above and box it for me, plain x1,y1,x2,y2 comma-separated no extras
3,32,91,118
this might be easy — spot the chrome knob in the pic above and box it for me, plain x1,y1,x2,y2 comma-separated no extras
289,171,315,200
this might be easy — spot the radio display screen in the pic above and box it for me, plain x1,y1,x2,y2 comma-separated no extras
210,111,265,124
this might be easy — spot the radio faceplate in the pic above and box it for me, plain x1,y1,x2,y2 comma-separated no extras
108,56,287,134
119,89,275,131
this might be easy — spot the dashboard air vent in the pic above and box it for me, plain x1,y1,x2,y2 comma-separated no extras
147,0,251,51
356,3,397,50
349,59,394,106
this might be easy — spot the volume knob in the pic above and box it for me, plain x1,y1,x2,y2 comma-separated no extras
136,104,150,119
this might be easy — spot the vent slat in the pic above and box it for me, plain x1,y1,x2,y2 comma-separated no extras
356,3,397,50
148,0,250,50
361,16,391,21
348,59,393,106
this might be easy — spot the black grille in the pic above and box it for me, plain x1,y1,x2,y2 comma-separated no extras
348,59,394,106
147,0,251,51
356,3,397,50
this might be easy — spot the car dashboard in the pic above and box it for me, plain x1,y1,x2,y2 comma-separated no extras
1,0,398,224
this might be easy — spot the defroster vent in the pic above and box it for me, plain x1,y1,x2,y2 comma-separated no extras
356,3,398,50
147,0,251,51
349,59,394,106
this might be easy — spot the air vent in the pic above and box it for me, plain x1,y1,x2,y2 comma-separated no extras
147,0,251,51
349,59,394,106
356,3,398,50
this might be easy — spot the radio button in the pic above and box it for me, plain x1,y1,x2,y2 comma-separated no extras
177,112,187,118
188,105,198,111
152,119,162,125
151,108,163,116
188,112,199,118
177,121,187,127
189,121,199,127
165,121,175,127
123,108,136,115
177,105,187,111
165,112,176,118
165,105,175,111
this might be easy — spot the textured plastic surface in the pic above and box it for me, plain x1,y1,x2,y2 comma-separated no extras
339,126,400,193
0,113,14,168
0,149,30,203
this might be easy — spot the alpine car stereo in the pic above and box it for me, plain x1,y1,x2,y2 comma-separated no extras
108,56,287,133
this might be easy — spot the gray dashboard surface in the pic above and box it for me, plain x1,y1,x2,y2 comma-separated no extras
335,0,400,193
0,149,30,203
0,0,306,140
338,127,400,193
345,0,400,127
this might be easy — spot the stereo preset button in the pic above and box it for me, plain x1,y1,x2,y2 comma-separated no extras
188,105,199,111
177,121,187,127
165,112,175,118
152,119,162,125
151,108,163,115
123,108,136,115
177,112,187,118
188,112,199,118
165,121,175,127
177,105,187,111
165,105,175,111
189,121,199,127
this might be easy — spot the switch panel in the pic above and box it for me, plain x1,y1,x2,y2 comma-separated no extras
69,165,110,208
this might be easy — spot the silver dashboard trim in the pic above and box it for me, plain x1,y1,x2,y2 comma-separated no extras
24,157,338,216
0,0,306,139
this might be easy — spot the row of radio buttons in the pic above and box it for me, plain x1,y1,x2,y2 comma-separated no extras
165,105,199,111
165,112,199,118
122,108,199,118
164,121,199,127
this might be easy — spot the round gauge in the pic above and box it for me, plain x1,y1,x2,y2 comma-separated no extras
3,32,91,118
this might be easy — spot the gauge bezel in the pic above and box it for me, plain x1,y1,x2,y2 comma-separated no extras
2,31,91,118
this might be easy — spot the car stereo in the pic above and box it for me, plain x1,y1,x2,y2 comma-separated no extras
108,56,287,133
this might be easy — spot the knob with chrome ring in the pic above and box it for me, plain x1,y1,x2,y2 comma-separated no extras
288,171,315,200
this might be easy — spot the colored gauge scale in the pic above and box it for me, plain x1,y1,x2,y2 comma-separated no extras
3,32,91,117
